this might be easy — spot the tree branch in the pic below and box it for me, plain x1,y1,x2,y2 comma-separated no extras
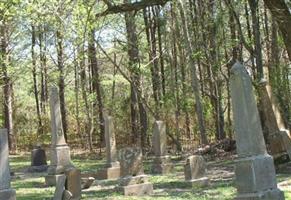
96,0,171,17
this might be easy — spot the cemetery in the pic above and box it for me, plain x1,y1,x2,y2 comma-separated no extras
1,0,291,199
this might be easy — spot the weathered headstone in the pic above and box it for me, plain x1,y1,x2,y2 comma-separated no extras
118,147,153,196
230,62,284,200
259,81,291,164
28,145,48,172
184,155,209,187
0,129,16,200
52,169,82,200
45,86,74,186
151,121,173,174
96,116,120,180
65,168,81,200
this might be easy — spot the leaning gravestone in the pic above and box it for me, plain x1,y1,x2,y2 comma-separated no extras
259,81,291,164
45,86,75,186
52,168,82,200
230,62,284,200
0,129,16,200
96,116,121,180
184,155,209,187
65,168,81,200
28,144,48,172
151,121,173,174
118,147,153,196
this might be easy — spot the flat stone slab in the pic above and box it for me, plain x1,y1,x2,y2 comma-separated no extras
235,188,284,200
120,183,153,196
119,175,149,186
185,177,209,188
0,188,16,200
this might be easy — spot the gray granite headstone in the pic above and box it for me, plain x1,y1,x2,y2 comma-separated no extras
65,168,81,200
119,147,144,177
118,147,153,196
151,121,173,174
230,62,284,200
0,129,16,200
96,116,120,180
45,86,74,186
184,155,208,187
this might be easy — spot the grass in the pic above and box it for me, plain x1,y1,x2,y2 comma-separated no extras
8,153,291,200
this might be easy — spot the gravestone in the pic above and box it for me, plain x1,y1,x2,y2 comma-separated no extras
230,62,284,200
118,147,153,196
52,169,82,200
65,168,81,200
29,145,48,172
184,155,209,187
259,81,291,164
0,129,16,200
96,116,121,180
151,121,173,174
45,86,74,186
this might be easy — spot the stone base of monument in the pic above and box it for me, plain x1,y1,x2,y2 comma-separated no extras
235,154,284,199
269,132,291,165
120,183,153,196
0,188,16,200
151,156,173,174
27,165,48,173
96,162,120,180
119,175,153,196
235,188,284,200
96,167,120,180
50,145,71,169
185,177,209,188
45,174,66,186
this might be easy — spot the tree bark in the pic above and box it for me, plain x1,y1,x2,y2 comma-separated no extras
0,20,16,151
31,25,43,136
56,30,68,142
264,0,291,60
88,29,105,145
178,0,208,145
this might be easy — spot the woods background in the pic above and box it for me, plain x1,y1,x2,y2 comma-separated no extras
0,0,290,153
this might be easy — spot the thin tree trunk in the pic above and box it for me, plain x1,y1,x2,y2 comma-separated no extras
178,0,208,145
56,30,68,142
125,2,142,146
31,25,43,136
88,29,105,146
0,21,16,151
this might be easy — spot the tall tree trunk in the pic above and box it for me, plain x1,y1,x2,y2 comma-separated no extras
56,30,68,142
39,25,48,113
178,0,208,145
143,7,161,116
263,0,291,60
79,49,94,151
88,29,105,146
31,25,43,136
125,3,141,145
0,20,16,151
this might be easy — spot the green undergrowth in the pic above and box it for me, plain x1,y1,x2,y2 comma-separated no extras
9,154,291,200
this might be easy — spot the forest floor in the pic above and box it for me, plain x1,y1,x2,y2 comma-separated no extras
10,152,291,200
